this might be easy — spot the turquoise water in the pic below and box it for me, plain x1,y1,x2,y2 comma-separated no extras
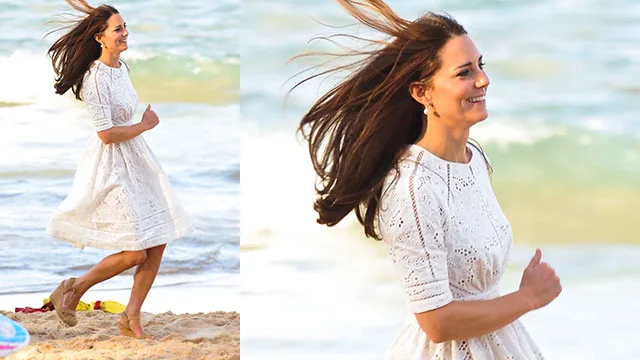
242,0,640,358
0,0,239,309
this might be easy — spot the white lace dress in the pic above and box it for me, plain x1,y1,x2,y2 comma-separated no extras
46,60,194,251
378,144,544,360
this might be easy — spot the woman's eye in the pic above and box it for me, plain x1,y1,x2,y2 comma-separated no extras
457,69,470,77
479,62,486,69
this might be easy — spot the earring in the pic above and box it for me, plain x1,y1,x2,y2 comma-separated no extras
423,106,428,115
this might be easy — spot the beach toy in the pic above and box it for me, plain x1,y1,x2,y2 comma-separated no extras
91,301,126,314
0,314,30,357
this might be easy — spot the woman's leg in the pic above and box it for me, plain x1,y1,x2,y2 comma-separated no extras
60,250,148,310
122,244,167,336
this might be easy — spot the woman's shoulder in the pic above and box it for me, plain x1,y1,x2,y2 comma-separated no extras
84,61,111,81
80,61,113,99
380,150,450,224
397,146,448,183
384,147,449,197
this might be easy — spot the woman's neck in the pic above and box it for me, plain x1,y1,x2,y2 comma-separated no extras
415,120,470,163
98,51,121,68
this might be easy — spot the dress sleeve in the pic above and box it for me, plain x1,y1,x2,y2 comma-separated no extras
81,67,113,132
380,166,452,313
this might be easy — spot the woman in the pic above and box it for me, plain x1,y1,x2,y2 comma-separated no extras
45,0,193,338
296,1,561,358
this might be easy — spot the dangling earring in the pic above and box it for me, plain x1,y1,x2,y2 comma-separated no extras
423,106,428,115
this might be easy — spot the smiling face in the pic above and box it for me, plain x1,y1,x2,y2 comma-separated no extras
414,35,490,127
95,13,129,53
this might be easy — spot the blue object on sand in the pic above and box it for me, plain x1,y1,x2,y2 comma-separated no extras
0,314,30,357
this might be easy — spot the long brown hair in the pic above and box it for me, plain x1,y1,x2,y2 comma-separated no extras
294,0,467,239
46,0,119,100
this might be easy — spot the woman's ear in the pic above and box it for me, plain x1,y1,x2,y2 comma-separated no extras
409,81,431,107
94,33,102,46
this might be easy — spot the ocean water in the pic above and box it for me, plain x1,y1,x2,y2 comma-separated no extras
0,0,239,312
242,0,640,358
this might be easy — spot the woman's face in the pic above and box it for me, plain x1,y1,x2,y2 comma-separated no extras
426,35,489,126
96,13,129,53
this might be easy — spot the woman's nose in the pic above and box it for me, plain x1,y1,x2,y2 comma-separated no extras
476,71,490,88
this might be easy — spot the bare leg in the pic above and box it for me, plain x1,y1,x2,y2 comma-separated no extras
122,244,166,336
60,250,148,310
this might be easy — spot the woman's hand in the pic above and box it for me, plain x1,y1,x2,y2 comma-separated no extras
141,104,159,131
518,249,562,310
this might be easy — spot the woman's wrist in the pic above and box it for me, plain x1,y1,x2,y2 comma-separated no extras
136,121,149,132
513,288,537,313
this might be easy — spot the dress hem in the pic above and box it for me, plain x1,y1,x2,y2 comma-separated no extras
46,219,194,251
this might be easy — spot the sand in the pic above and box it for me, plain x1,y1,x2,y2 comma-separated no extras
1,310,239,360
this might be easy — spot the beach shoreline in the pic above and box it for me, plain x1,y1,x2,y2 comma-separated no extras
0,279,239,314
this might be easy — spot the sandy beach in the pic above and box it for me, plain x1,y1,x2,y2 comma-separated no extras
1,310,239,360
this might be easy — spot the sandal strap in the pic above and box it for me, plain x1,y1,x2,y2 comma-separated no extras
64,287,77,295
123,311,141,321
62,278,78,295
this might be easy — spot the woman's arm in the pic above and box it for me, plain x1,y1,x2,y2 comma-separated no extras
98,122,147,144
97,104,159,145
416,290,531,343
416,249,561,343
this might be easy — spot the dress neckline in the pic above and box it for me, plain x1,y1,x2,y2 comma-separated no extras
408,143,475,168
95,59,122,69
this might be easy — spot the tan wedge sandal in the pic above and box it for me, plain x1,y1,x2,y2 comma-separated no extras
119,311,153,339
49,277,78,327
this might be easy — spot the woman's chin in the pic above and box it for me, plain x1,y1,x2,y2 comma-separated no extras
468,113,488,126
476,109,489,121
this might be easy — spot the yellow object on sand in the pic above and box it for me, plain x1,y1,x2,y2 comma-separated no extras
43,298,125,313
76,300,92,311
91,301,126,314
43,298,91,311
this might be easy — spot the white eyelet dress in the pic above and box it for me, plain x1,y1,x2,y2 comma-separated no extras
46,60,194,251
378,144,544,360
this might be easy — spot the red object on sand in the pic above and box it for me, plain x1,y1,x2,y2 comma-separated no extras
14,307,47,314
15,301,54,314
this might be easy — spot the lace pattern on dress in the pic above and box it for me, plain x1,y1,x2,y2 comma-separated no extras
379,144,544,359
